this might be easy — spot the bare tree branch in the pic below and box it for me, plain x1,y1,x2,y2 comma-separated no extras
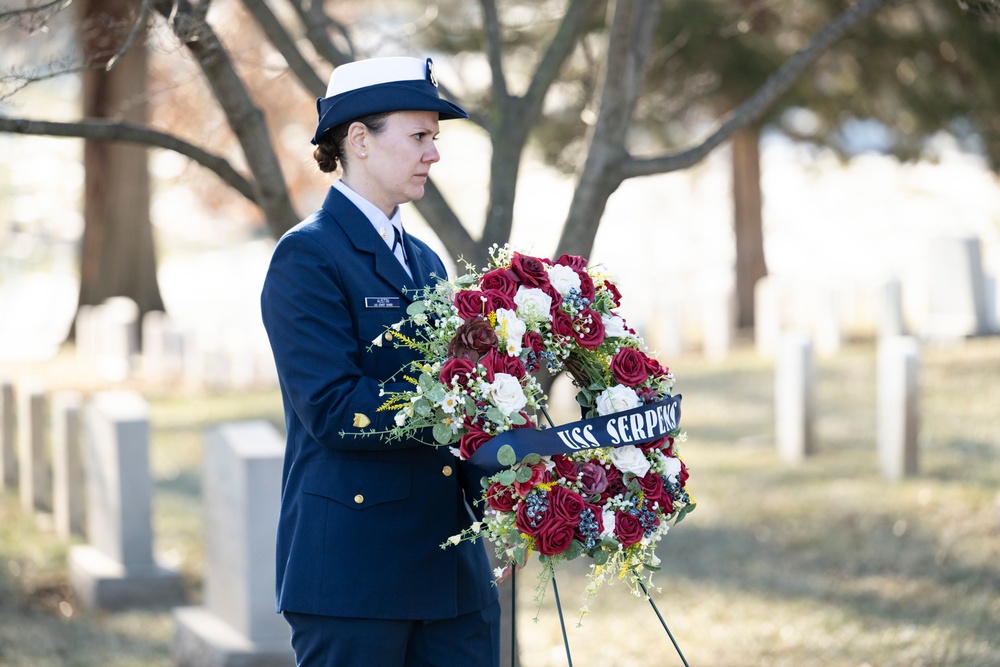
286,0,354,69
104,0,152,71
0,0,72,28
479,0,510,104
151,0,299,236
240,0,326,97
622,0,893,179
0,115,259,203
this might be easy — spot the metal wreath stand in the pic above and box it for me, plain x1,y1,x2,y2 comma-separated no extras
489,402,691,667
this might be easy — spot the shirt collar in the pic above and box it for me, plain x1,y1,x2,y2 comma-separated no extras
334,180,402,246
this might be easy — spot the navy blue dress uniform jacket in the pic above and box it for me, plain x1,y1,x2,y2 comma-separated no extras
260,186,497,620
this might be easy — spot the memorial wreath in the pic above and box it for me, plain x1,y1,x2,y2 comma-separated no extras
366,244,694,615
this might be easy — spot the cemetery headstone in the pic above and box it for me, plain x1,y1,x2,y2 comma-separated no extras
0,380,16,490
877,336,920,481
173,420,293,666
69,390,184,609
17,381,50,515
51,391,85,539
775,332,815,464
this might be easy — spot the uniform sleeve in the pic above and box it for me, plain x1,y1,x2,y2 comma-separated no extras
260,230,420,451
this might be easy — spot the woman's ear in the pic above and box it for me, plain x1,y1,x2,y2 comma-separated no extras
347,122,368,159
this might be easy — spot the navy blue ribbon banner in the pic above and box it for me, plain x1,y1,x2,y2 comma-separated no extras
469,394,682,474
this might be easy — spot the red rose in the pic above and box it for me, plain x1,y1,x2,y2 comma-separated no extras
551,309,576,340
603,280,622,307
535,521,576,556
614,510,644,547
483,289,516,314
439,357,477,387
510,253,550,288
679,458,689,486
541,282,564,312
551,454,578,482
645,356,669,379
454,290,488,320
480,348,527,380
480,268,519,298
610,347,650,387
513,461,551,497
548,485,586,526
447,316,498,361
486,482,516,512
555,253,587,271
575,309,605,350
601,465,626,501
577,270,595,302
459,427,492,460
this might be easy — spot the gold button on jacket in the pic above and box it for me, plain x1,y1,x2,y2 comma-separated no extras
441,465,453,477
353,494,364,504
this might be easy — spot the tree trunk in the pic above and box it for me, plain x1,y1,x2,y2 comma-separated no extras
731,124,767,330
77,0,163,331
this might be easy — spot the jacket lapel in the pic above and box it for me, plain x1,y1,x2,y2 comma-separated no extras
320,188,419,299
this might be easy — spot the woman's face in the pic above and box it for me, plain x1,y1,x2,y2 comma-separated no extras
348,110,441,216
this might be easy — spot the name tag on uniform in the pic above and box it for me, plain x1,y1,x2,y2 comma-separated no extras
365,296,400,309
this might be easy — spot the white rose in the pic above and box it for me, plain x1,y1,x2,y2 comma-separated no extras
595,384,641,416
513,287,552,320
600,506,617,539
494,308,526,356
611,444,651,477
546,264,581,296
660,453,682,484
601,313,629,339
487,373,527,415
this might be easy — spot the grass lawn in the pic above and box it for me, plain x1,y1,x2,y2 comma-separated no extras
1,337,998,666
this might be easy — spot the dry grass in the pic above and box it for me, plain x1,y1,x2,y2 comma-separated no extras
1,337,998,666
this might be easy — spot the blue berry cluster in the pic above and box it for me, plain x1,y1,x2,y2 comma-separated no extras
523,489,549,530
525,349,560,373
665,479,688,505
563,287,591,312
577,508,601,549
627,498,660,538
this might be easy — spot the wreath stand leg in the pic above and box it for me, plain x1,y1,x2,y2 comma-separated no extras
638,581,691,667
551,575,575,667
510,568,517,667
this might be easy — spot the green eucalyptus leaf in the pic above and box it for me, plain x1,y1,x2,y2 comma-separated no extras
432,423,453,444
565,539,585,561
514,466,533,483
510,412,526,425
406,301,426,315
497,444,517,467
593,548,610,566
522,453,541,465
486,407,506,423
513,546,527,568
418,373,435,392
497,469,517,486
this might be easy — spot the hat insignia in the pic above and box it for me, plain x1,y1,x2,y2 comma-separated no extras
426,57,438,87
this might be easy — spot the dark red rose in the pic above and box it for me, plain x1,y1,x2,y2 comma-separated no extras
548,485,586,526
610,347,650,387
577,270,595,302
459,427,492,460
601,465,626,501
447,316,498,362
480,348,527,380
523,330,544,356
439,357,477,387
480,268,520,298
483,289,516,314
575,461,608,496
486,482,516,512
454,290,488,320
551,309,576,340
574,309,605,350
636,436,669,453
614,510,644,547
645,356,669,379
679,458,689,486
551,455,578,483
535,521,576,556
637,471,668,506
555,253,587,271
603,280,622,307
541,282,564,312
510,253,550,288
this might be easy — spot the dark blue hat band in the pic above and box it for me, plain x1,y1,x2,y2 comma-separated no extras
312,79,468,145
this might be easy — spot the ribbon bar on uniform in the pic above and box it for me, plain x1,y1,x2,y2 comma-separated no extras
468,394,682,474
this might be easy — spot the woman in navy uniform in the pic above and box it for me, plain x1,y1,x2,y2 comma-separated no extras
260,57,499,666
